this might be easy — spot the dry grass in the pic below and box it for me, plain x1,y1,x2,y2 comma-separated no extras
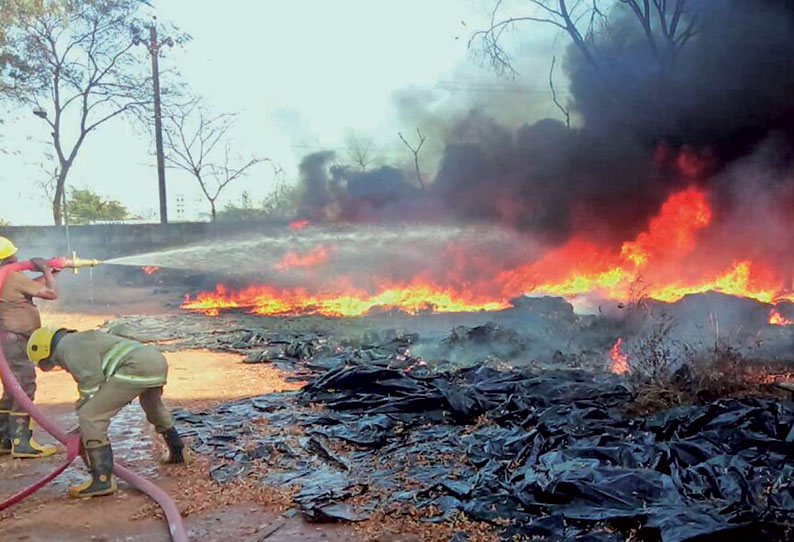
131,454,294,520
239,401,502,542
356,505,501,542
618,300,785,415
627,338,779,415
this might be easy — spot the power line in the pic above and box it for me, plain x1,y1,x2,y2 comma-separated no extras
433,81,571,94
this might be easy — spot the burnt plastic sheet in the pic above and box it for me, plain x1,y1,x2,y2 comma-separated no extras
237,330,419,376
308,413,396,446
291,467,370,522
176,362,794,541
210,460,253,483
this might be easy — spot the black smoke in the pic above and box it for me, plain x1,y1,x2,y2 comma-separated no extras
297,151,335,219
567,1,794,154
433,0,794,242
297,0,794,251
296,152,424,222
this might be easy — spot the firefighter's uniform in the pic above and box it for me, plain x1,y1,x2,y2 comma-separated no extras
0,236,56,458
27,328,187,498
55,330,175,445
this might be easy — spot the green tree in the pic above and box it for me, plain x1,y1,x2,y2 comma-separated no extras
262,182,298,218
217,191,264,222
217,183,299,222
0,0,183,225
67,188,128,224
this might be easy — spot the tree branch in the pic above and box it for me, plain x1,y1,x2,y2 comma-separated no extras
398,129,426,190
549,56,570,128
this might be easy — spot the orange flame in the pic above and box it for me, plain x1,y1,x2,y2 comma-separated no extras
274,246,329,271
499,187,788,304
620,187,711,267
289,220,310,230
609,338,629,374
142,266,160,275
769,309,793,326
182,186,794,318
182,281,509,317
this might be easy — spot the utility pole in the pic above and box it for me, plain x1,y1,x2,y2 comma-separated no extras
134,17,173,224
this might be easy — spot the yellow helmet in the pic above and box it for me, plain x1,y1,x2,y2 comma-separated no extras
27,327,61,365
0,237,17,261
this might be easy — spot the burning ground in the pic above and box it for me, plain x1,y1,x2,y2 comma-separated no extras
168,180,794,320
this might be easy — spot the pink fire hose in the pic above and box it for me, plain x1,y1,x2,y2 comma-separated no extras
0,257,189,542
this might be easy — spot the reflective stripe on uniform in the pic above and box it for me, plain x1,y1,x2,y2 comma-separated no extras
111,374,167,386
101,340,142,380
92,340,166,390
78,385,100,400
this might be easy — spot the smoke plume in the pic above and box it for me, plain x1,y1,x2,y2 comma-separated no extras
295,0,794,256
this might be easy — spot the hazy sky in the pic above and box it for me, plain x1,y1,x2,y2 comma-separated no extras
0,0,564,225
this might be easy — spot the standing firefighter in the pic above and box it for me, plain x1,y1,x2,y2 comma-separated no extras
0,236,59,458
26,328,188,498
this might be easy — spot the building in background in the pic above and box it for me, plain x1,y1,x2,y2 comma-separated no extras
174,193,208,222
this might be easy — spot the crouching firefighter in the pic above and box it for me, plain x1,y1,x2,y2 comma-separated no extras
26,328,189,498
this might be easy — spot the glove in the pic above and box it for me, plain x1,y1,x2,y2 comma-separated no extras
30,257,51,273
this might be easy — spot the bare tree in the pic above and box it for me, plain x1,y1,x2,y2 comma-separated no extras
398,129,427,190
0,0,160,224
471,0,704,99
344,133,377,171
549,55,570,128
162,98,265,221
263,161,293,213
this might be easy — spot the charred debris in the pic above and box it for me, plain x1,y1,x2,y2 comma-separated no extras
106,292,794,542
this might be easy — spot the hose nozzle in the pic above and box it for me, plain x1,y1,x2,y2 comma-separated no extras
62,252,103,274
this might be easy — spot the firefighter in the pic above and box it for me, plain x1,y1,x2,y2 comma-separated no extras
26,327,188,498
0,236,59,458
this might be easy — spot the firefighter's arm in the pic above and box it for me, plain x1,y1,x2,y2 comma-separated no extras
62,349,104,409
28,258,58,300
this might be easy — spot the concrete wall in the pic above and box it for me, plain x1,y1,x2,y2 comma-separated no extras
0,220,290,260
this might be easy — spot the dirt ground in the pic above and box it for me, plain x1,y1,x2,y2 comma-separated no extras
0,312,360,542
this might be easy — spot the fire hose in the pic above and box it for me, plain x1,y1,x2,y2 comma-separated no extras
0,256,189,542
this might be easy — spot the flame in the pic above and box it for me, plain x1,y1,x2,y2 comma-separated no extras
274,246,329,271
769,309,793,326
620,187,711,267
142,266,160,275
497,187,714,301
182,281,509,317
182,186,794,318
609,338,629,374
289,220,310,230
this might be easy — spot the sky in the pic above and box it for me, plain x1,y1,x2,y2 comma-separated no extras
0,0,565,225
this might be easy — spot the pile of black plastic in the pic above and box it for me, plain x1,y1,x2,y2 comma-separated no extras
174,361,794,542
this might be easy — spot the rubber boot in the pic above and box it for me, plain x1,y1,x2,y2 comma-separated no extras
10,412,57,458
69,443,116,498
161,427,188,464
0,410,12,454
